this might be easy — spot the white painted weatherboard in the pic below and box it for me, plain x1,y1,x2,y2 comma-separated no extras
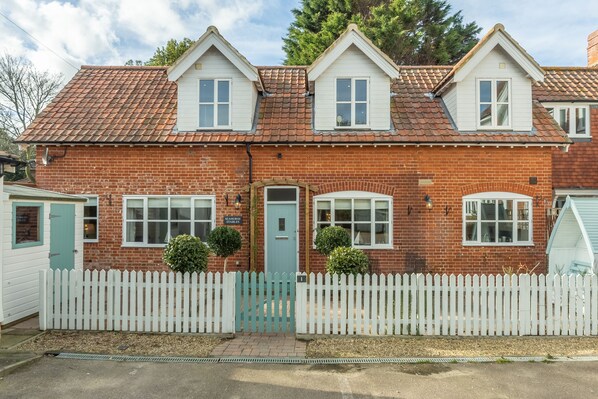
314,44,391,131
1,199,83,325
176,46,257,132
451,46,533,132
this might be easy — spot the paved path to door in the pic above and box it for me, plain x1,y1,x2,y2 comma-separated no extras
210,333,307,358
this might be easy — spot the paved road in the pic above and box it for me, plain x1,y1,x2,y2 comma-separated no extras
1,357,598,398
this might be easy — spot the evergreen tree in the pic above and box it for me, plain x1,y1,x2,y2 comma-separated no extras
145,38,196,66
283,0,481,65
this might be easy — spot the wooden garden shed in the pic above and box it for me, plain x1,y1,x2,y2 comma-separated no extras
0,178,86,325
547,196,598,275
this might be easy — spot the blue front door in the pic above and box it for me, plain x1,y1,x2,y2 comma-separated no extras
266,203,297,273
50,203,75,270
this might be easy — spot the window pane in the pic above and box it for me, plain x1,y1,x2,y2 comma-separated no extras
497,200,513,220
354,223,371,245
199,80,214,102
199,104,214,127
559,108,570,132
84,219,97,240
480,201,496,220
575,108,586,135
498,222,513,243
194,222,211,241
337,79,351,101
217,80,229,102
517,201,529,221
148,198,168,220
497,104,509,126
496,81,509,102
481,222,495,242
479,81,492,103
354,199,371,222
355,80,367,101
86,197,98,207
517,222,530,242
355,103,367,125
375,201,389,221
317,201,331,222
84,205,97,218
148,222,168,244
465,222,477,241
195,199,212,221
15,206,40,244
375,223,389,244
171,221,191,237
335,199,351,222
480,104,492,126
126,199,144,219
465,201,478,221
336,103,351,126
267,188,296,202
171,198,191,220
126,221,143,242
217,104,229,126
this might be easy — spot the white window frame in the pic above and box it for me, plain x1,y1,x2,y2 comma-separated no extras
543,103,591,138
335,77,369,128
462,192,533,246
313,191,392,249
83,195,99,243
198,78,231,129
122,195,216,248
476,78,512,130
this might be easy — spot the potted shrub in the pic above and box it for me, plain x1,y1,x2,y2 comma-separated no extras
163,234,209,274
314,226,351,256
326,246,369,276
207,226,242,272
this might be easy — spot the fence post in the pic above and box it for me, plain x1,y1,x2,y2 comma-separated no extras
38,269,47,331
295,273,307,334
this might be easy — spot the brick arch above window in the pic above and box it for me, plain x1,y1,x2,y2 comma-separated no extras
460,183,536,198
317,181,396,196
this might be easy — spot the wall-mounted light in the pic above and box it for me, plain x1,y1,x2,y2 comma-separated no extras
424,194,433,210
234,194,242,209
534,195,543,207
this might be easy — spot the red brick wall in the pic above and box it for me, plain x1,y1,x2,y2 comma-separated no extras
553,106,598,189
35,144,553,274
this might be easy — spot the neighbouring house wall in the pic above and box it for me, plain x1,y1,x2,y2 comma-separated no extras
314,45,391,131
456,47,533,131
35,145,552,275
176,46,256,131
553,107,598,189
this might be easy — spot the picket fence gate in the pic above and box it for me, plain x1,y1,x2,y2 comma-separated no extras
295,273,598,336
40,270,598,337
39,269,236,333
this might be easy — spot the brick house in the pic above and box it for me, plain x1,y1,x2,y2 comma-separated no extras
20,23,585,275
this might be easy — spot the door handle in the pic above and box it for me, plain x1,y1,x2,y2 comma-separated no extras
49,253,60,258
275,236,289,240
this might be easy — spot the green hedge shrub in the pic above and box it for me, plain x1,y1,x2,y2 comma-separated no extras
326,247,369,275
314,226,351,256
163,234,209,273
207,226,242,271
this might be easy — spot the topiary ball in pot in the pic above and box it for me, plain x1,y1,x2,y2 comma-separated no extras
207,226,242,272
326,246,369,275
314,226,351,256
163,234,209,274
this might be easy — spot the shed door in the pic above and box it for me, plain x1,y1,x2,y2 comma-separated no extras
50,203,75,270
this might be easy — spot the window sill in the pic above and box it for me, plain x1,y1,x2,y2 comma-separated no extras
13,241,43,249
312,245,394,250
334,126,371,130
84,239,99,244
476,126,513,131
195,127,232,131
462,242,534,247
122,243,166,248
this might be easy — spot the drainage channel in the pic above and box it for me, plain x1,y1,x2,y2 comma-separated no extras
52,353,598,364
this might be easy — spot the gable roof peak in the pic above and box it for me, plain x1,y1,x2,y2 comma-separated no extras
433,23,544,94
307,23,400,80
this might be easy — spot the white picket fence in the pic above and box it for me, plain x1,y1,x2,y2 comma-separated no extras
39,269,236,333
295,273,598,336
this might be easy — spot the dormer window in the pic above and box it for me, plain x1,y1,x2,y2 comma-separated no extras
545,104,590,138
199,79,231,128
336,78,368,128
477,79,511,129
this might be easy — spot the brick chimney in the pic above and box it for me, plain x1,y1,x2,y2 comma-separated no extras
589,29,598,67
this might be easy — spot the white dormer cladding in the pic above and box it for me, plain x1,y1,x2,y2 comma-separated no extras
308,24,400,131
435,24,545,132
167,26,259,132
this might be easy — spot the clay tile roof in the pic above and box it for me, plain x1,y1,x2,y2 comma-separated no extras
18,64,572,145
534,67,598,102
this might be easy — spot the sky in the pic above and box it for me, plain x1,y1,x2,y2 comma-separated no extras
0,0,597,83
